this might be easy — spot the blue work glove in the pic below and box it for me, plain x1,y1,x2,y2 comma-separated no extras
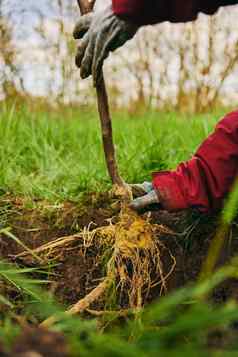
73,6,138,85
129,182,160,211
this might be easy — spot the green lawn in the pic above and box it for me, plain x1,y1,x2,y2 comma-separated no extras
0,102,225,201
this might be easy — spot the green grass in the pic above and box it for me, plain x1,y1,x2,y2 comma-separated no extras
1,259,238,356
1,102,238,355
0,102,226,201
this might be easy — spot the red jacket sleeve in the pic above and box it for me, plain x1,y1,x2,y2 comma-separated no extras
152,111,238,212
112,0,238,26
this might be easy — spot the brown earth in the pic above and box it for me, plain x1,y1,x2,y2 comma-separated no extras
1,327,68,357
1,192,238,308
1,192,238,354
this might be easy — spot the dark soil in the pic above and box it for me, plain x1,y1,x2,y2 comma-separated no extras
1,192,238,353
1,327,68,357
1,193,238,307
0,192,120,306
0,192,118,257
151,209,238,303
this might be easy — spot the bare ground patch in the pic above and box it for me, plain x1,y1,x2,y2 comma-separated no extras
1,192,238,313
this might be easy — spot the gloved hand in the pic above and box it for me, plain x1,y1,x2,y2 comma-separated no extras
129,182,160,211
73,6,138,85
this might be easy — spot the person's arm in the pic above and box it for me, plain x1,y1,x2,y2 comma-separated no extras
151,111,238,212
112,0,238,26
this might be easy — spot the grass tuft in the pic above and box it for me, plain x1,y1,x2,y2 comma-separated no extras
0,103,223,201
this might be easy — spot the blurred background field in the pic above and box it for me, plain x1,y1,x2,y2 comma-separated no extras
1,1,238,113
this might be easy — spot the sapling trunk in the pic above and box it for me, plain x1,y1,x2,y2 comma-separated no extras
77,0,125,187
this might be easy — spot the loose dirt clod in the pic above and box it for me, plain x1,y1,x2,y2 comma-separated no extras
12,327,68,357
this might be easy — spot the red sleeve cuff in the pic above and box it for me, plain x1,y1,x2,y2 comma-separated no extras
152,156,212,213
112,0,145,24
152,171,188,211
152,111,238,213
112,0,143,16
112,0,169,26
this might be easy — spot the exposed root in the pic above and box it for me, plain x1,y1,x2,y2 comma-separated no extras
68,278,111,314
86,308,133,317
18,202,176,326
15,233,84,258
14,224,115,263
41,278,111,328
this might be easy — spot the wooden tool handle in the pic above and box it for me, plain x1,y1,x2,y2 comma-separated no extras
76,0,124,186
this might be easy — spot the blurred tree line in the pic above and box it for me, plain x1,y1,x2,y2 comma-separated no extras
0,0,238,113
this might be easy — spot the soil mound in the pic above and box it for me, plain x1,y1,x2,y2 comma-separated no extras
1,192,238,313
